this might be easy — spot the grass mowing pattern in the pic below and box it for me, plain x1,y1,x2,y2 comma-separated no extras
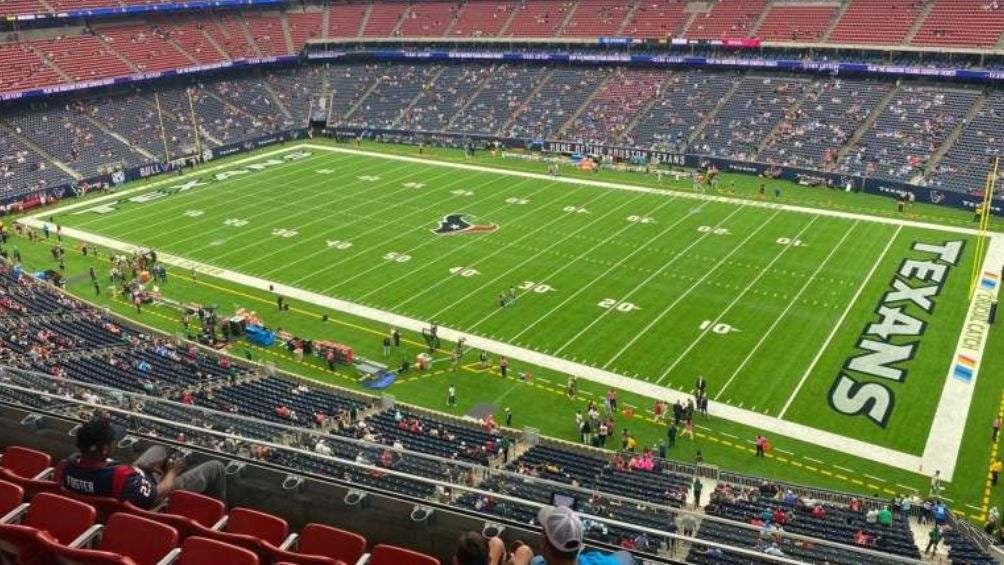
57,145,980,457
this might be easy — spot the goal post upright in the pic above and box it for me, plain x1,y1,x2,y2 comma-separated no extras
969,157,999,299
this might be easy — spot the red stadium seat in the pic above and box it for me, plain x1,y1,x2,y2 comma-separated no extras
0,480,25,517
60,491,131,522
0,446,59,498
35,512,178,565
0,446,51,479
20,492,97,545
167,490,227,528
177,536,259,565
192,522,270,562
369,544,440,565
225,507,289,547
92,513,178,564
0,492,97,561
265,523,366,565
297,524,366,564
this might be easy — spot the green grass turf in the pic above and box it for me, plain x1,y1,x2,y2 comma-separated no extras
15,139,1004,521
58,142,976,452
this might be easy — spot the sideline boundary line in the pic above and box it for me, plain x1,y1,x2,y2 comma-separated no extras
778,226,903,419
299,144,987,237
22,141,998,482
18,221,931,479
922,235,1004,480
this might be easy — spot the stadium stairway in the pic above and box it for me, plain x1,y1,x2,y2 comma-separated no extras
498,68,556,136
280,13,295,55
909,518,949,561
614,0,642,35
755,79,821,160
617,72,675,146
392,66,448,130
684,77,742,149
554,71,614,139
343,77,384,124
197,25,232,61
80,112,159,163
23,42,72,83
0,122,81,181
820,0,853,43
93,32,140,73
903,0,937,45
260,80,294,121
832,83,900,167
920,90,989,185
496,4,522,37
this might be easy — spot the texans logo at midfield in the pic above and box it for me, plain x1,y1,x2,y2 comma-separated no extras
432,214,498,236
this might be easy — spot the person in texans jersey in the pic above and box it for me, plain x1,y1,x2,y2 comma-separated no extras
54,417,227,509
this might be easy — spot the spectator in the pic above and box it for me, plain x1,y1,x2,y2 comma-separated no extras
924,525,942,555
877,505,892,527
509,505,633,565
452,531,495,565
55,417,226,509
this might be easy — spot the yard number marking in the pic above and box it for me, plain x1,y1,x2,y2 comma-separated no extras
598,298,640,313
384,252,412,263
697,225,729,235
699,320,739,335
519,281,555,294
626,215,655,224
449,267,480,277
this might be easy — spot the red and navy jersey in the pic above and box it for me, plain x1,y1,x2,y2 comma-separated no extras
54,455,157,508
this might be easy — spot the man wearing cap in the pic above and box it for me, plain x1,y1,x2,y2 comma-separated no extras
54,418,227,509
510,506,634,565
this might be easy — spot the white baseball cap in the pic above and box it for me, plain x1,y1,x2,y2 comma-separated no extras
537,505,583,553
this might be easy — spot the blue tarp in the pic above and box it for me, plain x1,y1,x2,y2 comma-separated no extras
245,324,275,347
362,371,398,390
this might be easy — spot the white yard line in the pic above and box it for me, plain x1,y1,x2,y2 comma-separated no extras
599,207,776,368
69,153,335,233
465,197,689,333
175,159,425,264
777,226,903,419
715,221,859,399
298,144,989,237
25,145,311,221
272,168,522,284
921,235,1004,480
204,159,436,264
425,190,655,321
23,142,996,483
28,221,928,477
513,203,732,344
356,176,593,303
654,215,819,384
232,164,457,273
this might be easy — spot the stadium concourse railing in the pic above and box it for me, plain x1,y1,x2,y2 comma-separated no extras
322,125,1002,216
0,366,926,565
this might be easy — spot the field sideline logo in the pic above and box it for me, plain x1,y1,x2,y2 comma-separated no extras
431,214,499,236
828,240,964,427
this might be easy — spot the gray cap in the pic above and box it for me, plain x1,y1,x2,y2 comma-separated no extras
537,505,583,553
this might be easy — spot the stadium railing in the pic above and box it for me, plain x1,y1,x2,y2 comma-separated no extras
0,365,930,565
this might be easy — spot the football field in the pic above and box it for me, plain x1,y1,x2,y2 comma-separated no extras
40,142,999,479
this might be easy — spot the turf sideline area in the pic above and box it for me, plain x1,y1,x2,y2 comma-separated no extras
19,142,1003,481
